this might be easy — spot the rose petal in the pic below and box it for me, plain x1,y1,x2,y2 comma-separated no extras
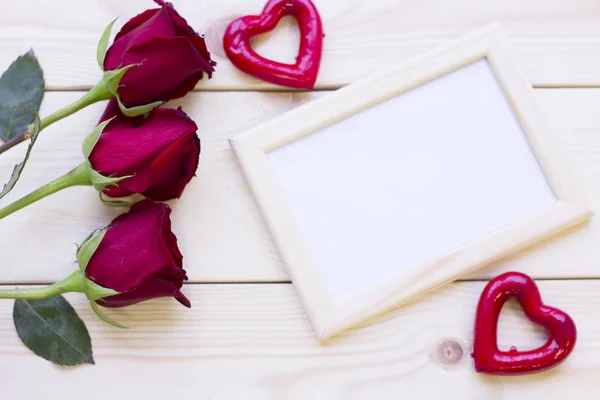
162,73,205,101
160,201,184,267
97,275,191,308
153,265,188,287
166,5,216,72
86,200,181,292
163,2,193,35
90,108,196,198
189,35,217,72
116,36,214,106
104,7,175,71
114,8,160,42
142,131,199,201
154,201,186,277
165,2,216,66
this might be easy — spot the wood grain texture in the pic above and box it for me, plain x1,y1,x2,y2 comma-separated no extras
1,0,600,90
1,89,600,283
0,281,598,399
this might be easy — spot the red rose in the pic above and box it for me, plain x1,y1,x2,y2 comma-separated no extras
104,0,216,107
85,199,190,308
89,101,200,201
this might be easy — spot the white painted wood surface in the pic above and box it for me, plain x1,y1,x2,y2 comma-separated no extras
0,0,599,89
1,89,600,283
0,281,598,398
0,1,599,396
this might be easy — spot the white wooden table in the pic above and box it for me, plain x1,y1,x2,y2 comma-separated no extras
1,1,600,398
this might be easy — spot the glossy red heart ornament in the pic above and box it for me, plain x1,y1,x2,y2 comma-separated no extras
223,0,324,89
472,272,577,375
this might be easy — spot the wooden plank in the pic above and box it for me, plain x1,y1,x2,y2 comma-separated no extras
1,89,600,283
0,281,598,398
1,0,600,90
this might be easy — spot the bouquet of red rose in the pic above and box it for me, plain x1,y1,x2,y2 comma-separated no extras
0,0,215,366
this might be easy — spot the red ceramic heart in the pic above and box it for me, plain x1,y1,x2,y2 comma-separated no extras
472,272,577,375
223,0,324,89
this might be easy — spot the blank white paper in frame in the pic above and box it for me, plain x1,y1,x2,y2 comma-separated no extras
267,58,556,302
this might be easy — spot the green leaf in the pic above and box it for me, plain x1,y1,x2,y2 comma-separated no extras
0,50,44,141
90,301,128,329
13,295,94,366
97,18,118,69
0,113,41,199
116,95,162,117
76,229,107,271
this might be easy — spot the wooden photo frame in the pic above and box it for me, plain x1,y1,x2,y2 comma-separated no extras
229,23,593,341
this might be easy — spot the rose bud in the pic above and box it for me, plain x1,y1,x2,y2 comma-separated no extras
0,104,200,220
76,199,190,309
104,0,216,111
0,1,216,154
88,102,201,202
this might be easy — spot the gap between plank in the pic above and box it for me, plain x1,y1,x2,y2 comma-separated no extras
0,277,599,287
43,84,600,93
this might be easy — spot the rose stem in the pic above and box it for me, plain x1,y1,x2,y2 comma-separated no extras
0,161,91,220
0,79,113,156
0,270,86,300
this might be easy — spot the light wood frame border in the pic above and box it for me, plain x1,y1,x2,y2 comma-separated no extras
229,23,594,341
